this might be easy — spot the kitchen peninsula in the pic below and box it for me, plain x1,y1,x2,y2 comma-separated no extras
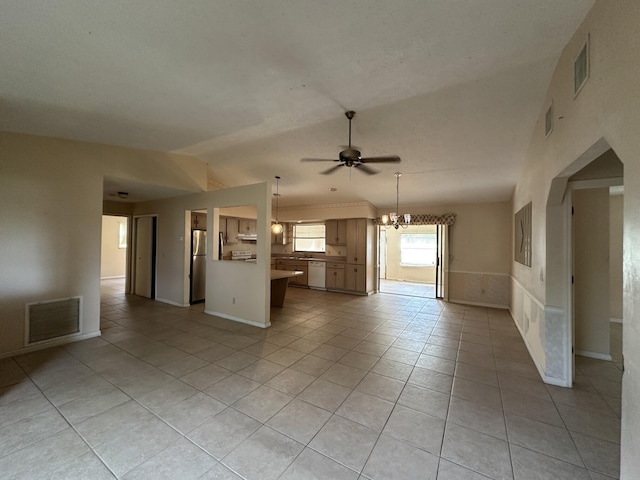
270,269,303,307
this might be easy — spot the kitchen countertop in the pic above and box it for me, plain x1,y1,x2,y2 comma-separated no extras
272,256,346,263
270,269,303,280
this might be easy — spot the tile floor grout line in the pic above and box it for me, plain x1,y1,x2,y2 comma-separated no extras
12,358,120,480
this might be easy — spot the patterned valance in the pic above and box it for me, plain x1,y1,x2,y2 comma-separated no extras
373,213,456,226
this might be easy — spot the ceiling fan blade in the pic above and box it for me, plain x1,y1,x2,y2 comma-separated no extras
301,158,337,162
359,156,401,164
354,163,378,175
320,164,345,175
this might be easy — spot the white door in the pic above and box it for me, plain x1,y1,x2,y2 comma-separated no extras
134,216,155,298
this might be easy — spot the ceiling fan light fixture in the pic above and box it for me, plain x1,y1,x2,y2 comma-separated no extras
301,111,401,175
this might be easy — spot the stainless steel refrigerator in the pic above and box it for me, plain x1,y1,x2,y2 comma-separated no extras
190,230,206,304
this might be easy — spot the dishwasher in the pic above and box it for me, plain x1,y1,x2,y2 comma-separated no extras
307,261,326,290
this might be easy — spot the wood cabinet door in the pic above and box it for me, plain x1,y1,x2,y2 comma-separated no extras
346,218,366,264
191,213,206,230
345,264,365,292
226,218,239,244
326,220,346,245
239,219,256,234
326,220,337,245
327,268,344,290
336,220,347,245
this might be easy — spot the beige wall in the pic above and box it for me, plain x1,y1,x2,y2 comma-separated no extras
509,1,640,474
377,201,512,307
0,132,207,357
101,216,127,279
133,183,272,327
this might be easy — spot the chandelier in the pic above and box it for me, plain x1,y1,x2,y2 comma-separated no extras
271,176,283,234
381,172,411,229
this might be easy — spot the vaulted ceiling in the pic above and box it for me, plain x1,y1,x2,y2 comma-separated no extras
1,1,595,208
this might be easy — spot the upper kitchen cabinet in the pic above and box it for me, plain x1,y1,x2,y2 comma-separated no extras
191,212,207,230
239,219,257,235
325,219,347,246
346,218,368,265
220,216,239,244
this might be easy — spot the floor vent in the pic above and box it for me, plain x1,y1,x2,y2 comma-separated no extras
26,296,82,345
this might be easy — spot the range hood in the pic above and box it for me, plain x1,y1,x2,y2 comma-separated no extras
236,233,258,241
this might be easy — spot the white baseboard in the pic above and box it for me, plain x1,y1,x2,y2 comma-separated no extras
156,298,189,308
610,318,623,324
449,298,509,310
0,331,102,360
204,309,270,329
576,349,613,361
100,275,125,280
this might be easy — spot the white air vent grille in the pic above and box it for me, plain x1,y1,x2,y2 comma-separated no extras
574,34,590,95
26,296,81,345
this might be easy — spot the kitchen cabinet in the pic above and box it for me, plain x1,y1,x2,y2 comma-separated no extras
326,262,345,290
220,216,239,244
346,218,367,265
325,219,347,246
345,264,366,292
288,261,308,286
191,212,207,230
239,219,257,235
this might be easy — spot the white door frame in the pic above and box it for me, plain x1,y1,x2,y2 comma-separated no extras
132,214,158,299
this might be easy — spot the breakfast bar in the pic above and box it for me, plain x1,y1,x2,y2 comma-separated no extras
270,269,303,307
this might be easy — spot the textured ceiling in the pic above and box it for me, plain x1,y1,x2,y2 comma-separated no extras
1,1,595,209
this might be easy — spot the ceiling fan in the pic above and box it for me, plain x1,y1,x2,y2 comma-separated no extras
302,111,401,175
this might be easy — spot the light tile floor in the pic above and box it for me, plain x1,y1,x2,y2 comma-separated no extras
0,279,622,479
379,279,436,298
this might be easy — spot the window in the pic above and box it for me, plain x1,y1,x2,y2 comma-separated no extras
293,224,326,252
118,222,127,249
400,233,436,266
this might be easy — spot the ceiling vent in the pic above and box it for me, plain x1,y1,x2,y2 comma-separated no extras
574,34,590,96
545,102,554,137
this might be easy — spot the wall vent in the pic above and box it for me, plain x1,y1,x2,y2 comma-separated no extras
26,296,82,345
545,102,554,137
574,34,590,96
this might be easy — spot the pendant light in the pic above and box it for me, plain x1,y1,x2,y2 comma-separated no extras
271,176,283,234
381,172,411,229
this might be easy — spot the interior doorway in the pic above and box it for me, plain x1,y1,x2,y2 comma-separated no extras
100,215,128,281
566,147,624,383
378,224,441,298
133,216,157,299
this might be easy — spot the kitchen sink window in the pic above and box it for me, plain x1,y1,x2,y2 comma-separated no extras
293,224,326,253
400,233,436,266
